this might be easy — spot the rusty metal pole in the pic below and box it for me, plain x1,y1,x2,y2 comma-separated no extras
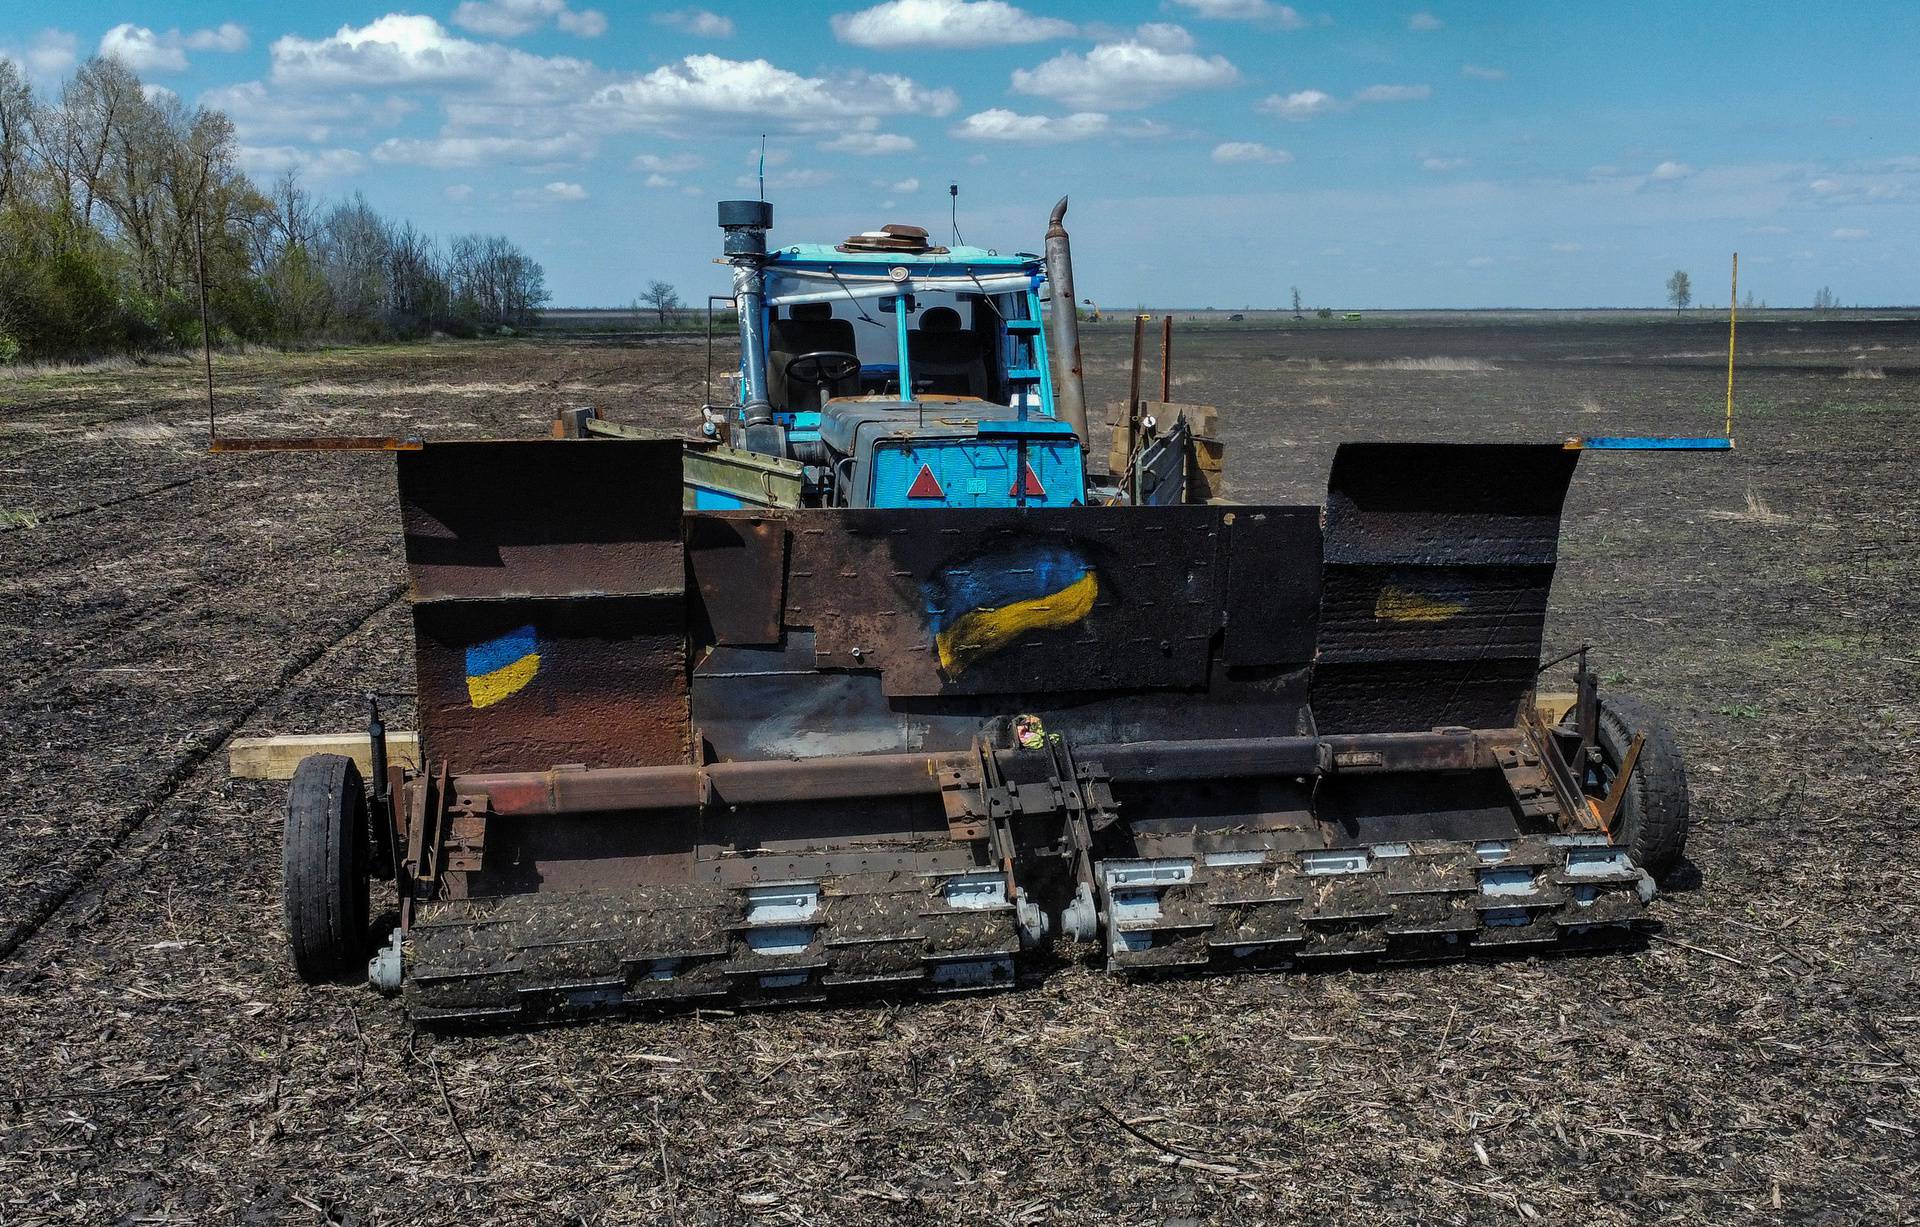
195,208,216,442
1126,314,1146,501
1159,315,1173,403
1043,197,1089,444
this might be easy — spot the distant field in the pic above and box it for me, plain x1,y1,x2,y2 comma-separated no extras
0,318,1914,1224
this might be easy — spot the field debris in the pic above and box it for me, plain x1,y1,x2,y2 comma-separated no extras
1,319,1916,1223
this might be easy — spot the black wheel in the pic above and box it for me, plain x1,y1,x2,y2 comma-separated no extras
1575,695,1691,879
283,754,370,982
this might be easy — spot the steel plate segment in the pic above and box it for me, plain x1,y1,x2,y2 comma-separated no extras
1222,508,1322,666
397,438,686,601
687,514,787,645
781,506,1232,697
398,439,691,771
413,595,689,772
1313,443,1580,733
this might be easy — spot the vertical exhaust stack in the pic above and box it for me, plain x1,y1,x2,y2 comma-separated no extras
719,199,782,456
1044,196,1090,445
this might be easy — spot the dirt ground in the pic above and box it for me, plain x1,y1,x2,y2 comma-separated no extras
1,316,1916,1225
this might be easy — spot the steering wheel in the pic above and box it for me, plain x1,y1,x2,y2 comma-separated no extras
784,350,862,394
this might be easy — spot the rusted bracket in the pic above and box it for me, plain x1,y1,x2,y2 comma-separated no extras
1524,708,1603,833
1594,733,1646,833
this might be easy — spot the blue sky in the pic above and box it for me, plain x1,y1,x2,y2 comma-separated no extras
5,0,1916,308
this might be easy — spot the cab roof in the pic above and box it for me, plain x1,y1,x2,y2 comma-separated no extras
767,243,1043,272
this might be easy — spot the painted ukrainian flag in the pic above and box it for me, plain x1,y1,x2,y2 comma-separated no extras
465,625,541,709
927,543,1099,676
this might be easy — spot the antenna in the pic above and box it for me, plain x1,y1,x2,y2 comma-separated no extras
948,181,963,246
758,133,766,201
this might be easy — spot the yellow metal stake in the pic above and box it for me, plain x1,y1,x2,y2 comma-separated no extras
1725,252,1738,438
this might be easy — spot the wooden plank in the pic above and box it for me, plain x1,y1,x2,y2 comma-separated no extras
229,732,421,780
1533,692,1577,726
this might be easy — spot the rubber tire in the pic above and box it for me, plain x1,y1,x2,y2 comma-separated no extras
283,754,370,982
1592,695,1690,879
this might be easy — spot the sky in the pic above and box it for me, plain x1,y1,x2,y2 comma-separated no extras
4,0,1917,309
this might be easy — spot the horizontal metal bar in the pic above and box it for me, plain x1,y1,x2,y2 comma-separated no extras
454,729,1525,817
209,435,424,452
1577,436,1735,451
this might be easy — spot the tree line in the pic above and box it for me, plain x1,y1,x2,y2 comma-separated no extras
0,56,548,364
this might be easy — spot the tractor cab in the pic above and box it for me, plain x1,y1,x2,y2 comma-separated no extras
715,203,1088,509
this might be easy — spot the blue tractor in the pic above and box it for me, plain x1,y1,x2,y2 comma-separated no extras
694,198,1102,511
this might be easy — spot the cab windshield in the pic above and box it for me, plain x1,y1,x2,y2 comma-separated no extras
763,281,1044,414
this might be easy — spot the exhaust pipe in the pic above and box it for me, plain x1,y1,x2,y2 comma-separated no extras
1044,196,1090,445
718,199,782,455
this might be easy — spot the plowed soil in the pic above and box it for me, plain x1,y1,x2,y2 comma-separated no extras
1,316,1916,1226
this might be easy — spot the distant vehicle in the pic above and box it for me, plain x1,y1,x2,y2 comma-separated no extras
1228,313,1245,322
1343,312,1364,321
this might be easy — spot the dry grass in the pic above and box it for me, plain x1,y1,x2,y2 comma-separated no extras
1,325,1917,1225
1344,357,1501,372
1706,488,1793,524
1840,366,1886,380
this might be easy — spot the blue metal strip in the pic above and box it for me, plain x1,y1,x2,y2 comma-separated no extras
979,419,1076,436
1026,288,1055,423
894,295,912,402
1581,437,1736,451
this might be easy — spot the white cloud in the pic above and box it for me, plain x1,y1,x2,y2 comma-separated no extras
589,55,956,132
822,131,918,154
632,151,704,173
1131,23,1197,52
1212,141,1292,164
1011,37,1238,110
1408,12,1443,31
1831,227,1869,240
187,23,249,52
1420,156,1468,171
735,168,833,189
1466,255,1494,267
200,81,416,143
890,176,921,192
1260,88,1336,120
2,29,79,82
1649,160,1694,181
445,183,475,201
1461,63,1506,80
514,180,588,203
951,108,1111,142
98,23,249,74
452,0,607,39
1550,242,1582,253
1169,0,1307,25
653,8,736,37
141,83,177,104
558,9,610,36
833,0,1075,48
1750,225,1791,236
99,25,188,74
372,133,594,168
1355,83,1431,102
236,145,367,181
270,15,596,93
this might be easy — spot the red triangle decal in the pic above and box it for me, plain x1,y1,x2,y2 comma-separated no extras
1010,462,1046,499
907,463,945,499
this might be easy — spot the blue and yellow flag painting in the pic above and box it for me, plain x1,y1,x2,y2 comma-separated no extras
465,625,540,709
926,543,1099,676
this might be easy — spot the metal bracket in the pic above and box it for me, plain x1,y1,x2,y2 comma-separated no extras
1594,733,1646,833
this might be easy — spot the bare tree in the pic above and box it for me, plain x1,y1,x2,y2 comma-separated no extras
1665,269,1691,313
1812,286,1835,311
641,279,681,324
1290,285,1303,318
0,61,31,207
